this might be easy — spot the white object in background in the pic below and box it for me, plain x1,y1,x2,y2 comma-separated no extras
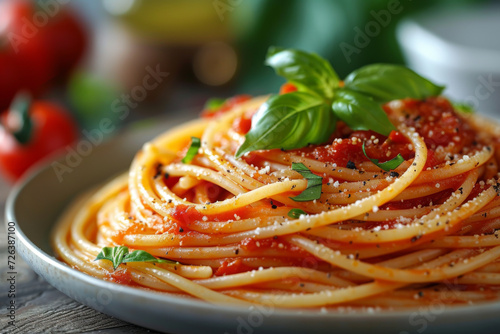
397,6,500,118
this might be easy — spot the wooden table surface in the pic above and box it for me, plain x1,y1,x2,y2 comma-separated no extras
0,176,161,333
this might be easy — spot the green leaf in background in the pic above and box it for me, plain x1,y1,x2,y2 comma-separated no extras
235,92,336,157
265,47,340,99
288,208,307,218
182,137,201,163
332,89,396,136
290,162,323,202
68,72,121,133
362,141,404,171
344,64,445,103
95,246,173,271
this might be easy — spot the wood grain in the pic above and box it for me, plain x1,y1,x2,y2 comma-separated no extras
0,177,161,334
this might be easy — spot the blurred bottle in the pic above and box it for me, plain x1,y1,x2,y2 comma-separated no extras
97,0,238,99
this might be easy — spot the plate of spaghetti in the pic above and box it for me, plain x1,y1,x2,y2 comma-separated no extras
7,48,500,334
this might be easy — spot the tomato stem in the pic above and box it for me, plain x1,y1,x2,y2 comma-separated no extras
9,92,34,145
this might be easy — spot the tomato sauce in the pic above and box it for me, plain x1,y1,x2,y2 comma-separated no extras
214,258,253,276
201,95,252,118
109,269,133,285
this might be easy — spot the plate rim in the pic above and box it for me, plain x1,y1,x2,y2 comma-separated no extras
5,118,500,333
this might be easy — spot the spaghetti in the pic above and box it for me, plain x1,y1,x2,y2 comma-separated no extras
53,95,500,309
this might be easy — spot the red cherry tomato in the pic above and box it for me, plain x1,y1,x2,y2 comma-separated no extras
0,0,55,106
0,50,24,110
0,96,78,181
41,5,87,78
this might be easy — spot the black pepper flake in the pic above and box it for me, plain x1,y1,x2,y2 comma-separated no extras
458,187,463,195
355,253,359,260
390,171,399,178
299,283,305,287
272,204,277,209
418,291,424,298
363,181,367,186
346,160,356,169
154,163,163,179
348,194,351,198
273,235,278,239
164,172,170,179
306,227,311,231
411,235,421,243
493,183,500,196
235,249,239,255
179,227,184,233
413,115,421,122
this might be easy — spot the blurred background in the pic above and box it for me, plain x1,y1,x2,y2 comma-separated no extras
0,0,499,183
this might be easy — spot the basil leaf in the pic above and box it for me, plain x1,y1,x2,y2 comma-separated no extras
123,250,173,264
204,98,225,111
235,92,336,158
288,208,306,218
332,89,396,136
182,137,201,163
362,141,404,171
95,246,174,270
344,64,444,103
95,246,129,270
290,162,323,202
453,102,475,114
265,47,339,99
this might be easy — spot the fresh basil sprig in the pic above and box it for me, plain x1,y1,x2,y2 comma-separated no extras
453,102,475,114
266,46,340,99
362,142,404,171
290,162,323,202
95,246,174,270
236,47,444,158
182,137,201,163
235,93,336,157
332,89,396,136
288,208,307,218
344,64,444,103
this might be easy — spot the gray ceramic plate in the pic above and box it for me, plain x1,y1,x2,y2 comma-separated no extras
5,116,500,334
